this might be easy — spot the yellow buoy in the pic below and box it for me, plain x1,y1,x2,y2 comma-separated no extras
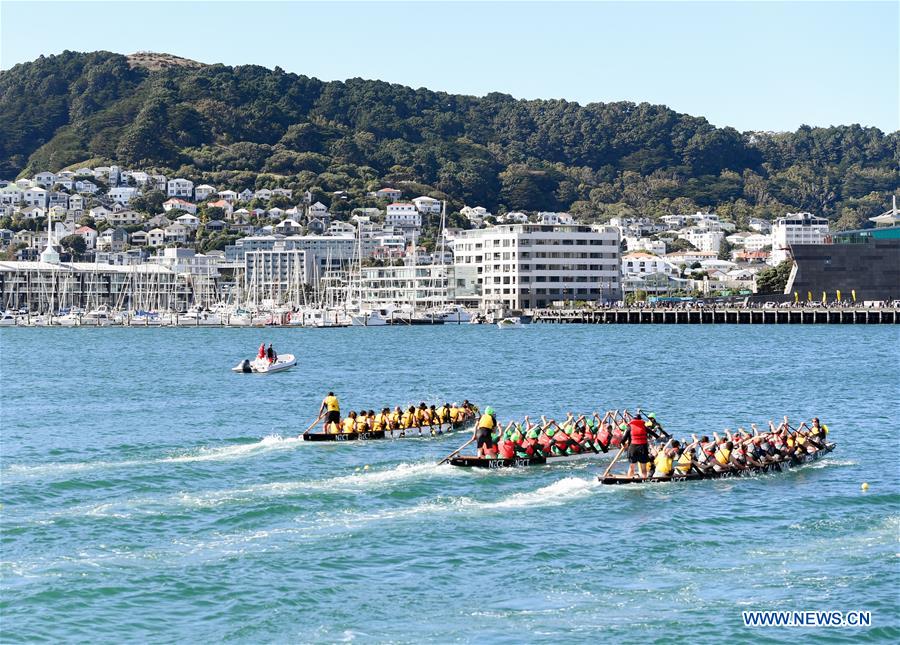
861,482,869,491
364,465,370,470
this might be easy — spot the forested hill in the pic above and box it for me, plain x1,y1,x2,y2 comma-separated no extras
1,50,897,228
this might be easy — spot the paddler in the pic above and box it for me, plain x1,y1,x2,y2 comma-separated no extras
320,392,340,432
644,412,669,440
652,439,680,477
390,406,403,430
498,423,517,459
473,406,498,457
355,410,369,433
342,411,357,434
623,413,650,478
401,406,418,432
374,408,390,432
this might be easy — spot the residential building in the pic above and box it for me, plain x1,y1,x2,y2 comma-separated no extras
273,188,293,199
74,226,98,250
678,228,724,253
244,245,312,300
206,199,234,218
175,213,200,229
460,205,490,227
385,203,421,235
23,187,48,207
166,178,194,199
375,187,402,201
76,180,98,194
194,184,217,201
146,228,166,247
308,201,329,220
164,223,190,243
771,212,830,263
664,250,718,266
412,196,442,214
452,223,621,310
147,247,221,277
224,234,356,276
107,210,143,227
33,172,57,187
748,217,772,233
89,205,112,221
274,219,303,236
107,186,140,204
254,188,273,201
623,236,666,255
537,212,576,226
96,227,128,252
621,252,680,278
162,198,198,215
130,230,148,246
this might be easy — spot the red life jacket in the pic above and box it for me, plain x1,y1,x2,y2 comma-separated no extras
629,419,648,445
552,429,569,449
484,444,499,458
499,441,515,459
598,426,610,446
538,433,552,447
583,429,595,442
522,439,536,456
611,428,623,447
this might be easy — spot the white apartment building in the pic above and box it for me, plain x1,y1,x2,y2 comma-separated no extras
23,187,48,208
359,264,478,309
678,228,724,253
166,178,194,199
623,236,667,255
224,234,356,278
453,223,621,310
147,247,220,276
385,203,422,232
162,198,198,215
771,212,830,263
108,186,140,204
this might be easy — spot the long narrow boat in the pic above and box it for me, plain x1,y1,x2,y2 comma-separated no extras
303,418,474,442
450,450,609,469
599,443,835,485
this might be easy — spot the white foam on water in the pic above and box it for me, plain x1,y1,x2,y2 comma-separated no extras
3,434,303,479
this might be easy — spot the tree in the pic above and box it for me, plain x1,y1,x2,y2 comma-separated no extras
60,234,87,259
756,259,793,294
718,238,733,260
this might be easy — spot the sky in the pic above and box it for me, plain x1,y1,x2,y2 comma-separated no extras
1,1,897,133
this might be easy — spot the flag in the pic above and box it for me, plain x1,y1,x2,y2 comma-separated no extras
794,291,799,303
822,291,827,304
836,290,841,301
807,291,812,302
852,289,857,302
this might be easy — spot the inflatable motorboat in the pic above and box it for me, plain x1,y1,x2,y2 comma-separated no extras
232,354,297,374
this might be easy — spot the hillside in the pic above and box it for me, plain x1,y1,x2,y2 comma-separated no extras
1,50,897,228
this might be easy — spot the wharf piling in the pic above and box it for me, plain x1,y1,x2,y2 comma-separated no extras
531,307,899,325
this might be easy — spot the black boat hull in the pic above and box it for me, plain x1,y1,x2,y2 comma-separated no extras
450,451,605,468
303,420,472,442
599,444,835,485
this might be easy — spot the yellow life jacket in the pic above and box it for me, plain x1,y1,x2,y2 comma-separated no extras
326,421,340,434
374,414,387,431
324,395,339,412
478,413,495,430
389,411,401,426
654,451,673,476
342,417,356,433
356,417,369,432
714,447,731,466
439,406,450,423
401,411,415,428
419,409,432,425
676,450,693,474
450,407,460,422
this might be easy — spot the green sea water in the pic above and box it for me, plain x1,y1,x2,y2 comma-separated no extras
1,325,898,643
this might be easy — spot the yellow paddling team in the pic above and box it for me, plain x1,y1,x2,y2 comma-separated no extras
317,393,478,435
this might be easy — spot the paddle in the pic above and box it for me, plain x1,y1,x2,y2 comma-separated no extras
301,412,325,437
602,444,626,478
438,437,474,465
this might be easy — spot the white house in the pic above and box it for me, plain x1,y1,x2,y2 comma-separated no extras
108,186,140,204
164,223,190,243
274,218,303,236
76,180,98,194
194,184,217,201
254,188,273,201
68,194,84,212
217,189,238,203
146,228,166,247
206,199,234,218
678,228,724,253
96,227,128,252
166,178,194,199
412,196,442,214
0,185,24,205
273,187,293,198
308,201,329,219
23,187,48,207
33,172,57,187
327,221,356,236
497,211,529,224
743,233,771,252
162,198,198,215
175,213,200,229
89,205,112,221
238,189,254,202
460,205,490,227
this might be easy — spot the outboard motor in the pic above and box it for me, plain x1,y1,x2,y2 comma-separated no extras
241,359,253,373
